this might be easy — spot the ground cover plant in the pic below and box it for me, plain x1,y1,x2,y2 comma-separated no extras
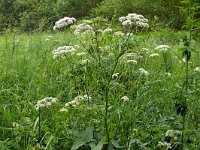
0,1,200,150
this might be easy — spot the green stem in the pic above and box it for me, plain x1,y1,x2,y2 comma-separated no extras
105,83,110,143
103,26,134,144
39,107,41,141
182,1,192,148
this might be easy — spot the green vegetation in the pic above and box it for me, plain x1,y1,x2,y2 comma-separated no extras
1,0,199,31
0,0,200,149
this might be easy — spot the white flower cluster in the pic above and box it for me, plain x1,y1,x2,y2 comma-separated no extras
52,46,76,59
126,32,133,36
157,141,171,150
53,17,76,30
76,52,87,56
195,66,200,72
81,59,91,65
121,96,129,102
113,31,125,36
165,130,182,138
12,122,20,128
119,13,149,28
74,23,94,35
60,95,92,112
102,28,113,35
149,53,159,58
155,45,170,52
126,60,138,64
121,53,138,64
112,72,120,78
139,68,149,76
35,97,57,111
141,48,149,52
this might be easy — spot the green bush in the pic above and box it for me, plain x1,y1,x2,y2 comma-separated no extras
91,0,185,29
0,0,103,31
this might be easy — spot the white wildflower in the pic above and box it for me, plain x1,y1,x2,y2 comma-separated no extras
158,142,171,150
154,15,158,20
126,60,137,64
113,31,125,36
119,16,127,22
59,108,68,112
195,66,200,72
165,72,172,77
136,21,149,28
74,95,85,102
83,95,92,100
98,29,104,33
165,130,182,138
119,13,149,28
127,13,140,21
12,122,20,128
52,46,76,59
102,28,113,35
142,48,149,52
182,55,187,63
126,32,133,36
74,23,94,35
125,53,137,57
64,95,91,108
81,59,90,65
122,20,132,26
155,45,170,52
139,68,149,76
35,97,57,111
91,119,100,124
149,53,159,57
112,73,120,78
121,96,129,102
53,17,76,30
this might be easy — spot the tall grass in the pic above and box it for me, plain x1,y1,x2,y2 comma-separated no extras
0,28,199,149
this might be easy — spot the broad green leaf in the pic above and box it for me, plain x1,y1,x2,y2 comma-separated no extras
90,141,104,150
71,140,86,150
89,142,97,149
80,126,94,142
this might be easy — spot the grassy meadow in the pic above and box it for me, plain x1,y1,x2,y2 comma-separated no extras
0,26,200,150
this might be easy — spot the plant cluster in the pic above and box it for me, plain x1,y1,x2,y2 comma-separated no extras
0,6,199,150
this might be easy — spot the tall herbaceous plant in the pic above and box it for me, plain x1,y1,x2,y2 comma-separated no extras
177,0,200,149
51,14,149,149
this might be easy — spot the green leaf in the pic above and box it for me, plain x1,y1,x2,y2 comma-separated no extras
89,142,97,149
44,135,54,150
91,141,104,150
111,139,124,149
80,126,94,142
71,140,86,150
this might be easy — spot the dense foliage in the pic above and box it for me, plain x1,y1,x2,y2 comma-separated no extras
0,0,199,149
92,0,184,29
0,0,103,31
1,0,197,31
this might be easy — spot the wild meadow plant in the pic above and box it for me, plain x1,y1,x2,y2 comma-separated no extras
51,14,150,149
172,0,200,149
0,11,199,150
